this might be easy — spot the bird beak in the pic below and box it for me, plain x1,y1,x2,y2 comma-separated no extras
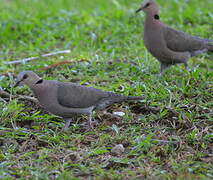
136,7,143,13
14,80,21,87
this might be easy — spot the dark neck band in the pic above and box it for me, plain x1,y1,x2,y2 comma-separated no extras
154,14,160,20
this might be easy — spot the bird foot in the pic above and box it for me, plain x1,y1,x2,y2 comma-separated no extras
61,119,73,132
80,119,98,132
185,67,191,72
157,73,163,77
61,125,69,132
62,125,71,132
184,63,190,72
88,119,98,129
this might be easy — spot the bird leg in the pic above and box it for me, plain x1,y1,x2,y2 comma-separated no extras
160,63,171,75
88,114,98,129
62,118,73,131
184,63,189,71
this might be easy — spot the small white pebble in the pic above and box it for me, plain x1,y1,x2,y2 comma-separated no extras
111,144,125,156
113,112,125,117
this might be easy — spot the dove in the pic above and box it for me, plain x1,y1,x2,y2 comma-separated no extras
14,71,144,131
136,0,213,74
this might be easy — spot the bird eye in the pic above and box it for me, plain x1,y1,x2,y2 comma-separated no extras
146,3,150,7
23,74,28,79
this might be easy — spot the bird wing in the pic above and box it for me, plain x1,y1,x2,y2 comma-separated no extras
163,26,210,52
57,82,114,108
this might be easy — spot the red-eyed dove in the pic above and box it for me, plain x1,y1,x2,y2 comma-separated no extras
136,0,213,74
15,71,144,130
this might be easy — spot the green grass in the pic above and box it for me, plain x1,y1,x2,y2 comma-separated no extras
0,0,213,179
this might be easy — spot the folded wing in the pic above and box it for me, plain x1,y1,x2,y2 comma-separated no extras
164,26,212,53
57,82,115,108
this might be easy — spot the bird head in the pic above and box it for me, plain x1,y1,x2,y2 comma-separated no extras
14,71,43,87
136,0,159,15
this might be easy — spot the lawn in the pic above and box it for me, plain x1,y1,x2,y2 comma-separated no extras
0,0,212,179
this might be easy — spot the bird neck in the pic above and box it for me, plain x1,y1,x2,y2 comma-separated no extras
28,80,45,94
145,12,162,27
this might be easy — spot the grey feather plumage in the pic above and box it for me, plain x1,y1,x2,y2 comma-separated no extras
15,71,144,130
137,0,213,74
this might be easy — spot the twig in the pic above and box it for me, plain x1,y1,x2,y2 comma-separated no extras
17,95,39,104
4,50,71,65
39,59,88,71
0,87,38,104
0,97,7,103
39,60,73,71
0,72,15,77
151,139,179,145
0,129,13,136
0,87,10,98
118,122,143,126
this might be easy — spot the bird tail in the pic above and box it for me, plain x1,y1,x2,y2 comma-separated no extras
125,96,144,101
94,95,144,111
207,40,213,52
191,41,213,57
207,44,213,52
111,95,144,103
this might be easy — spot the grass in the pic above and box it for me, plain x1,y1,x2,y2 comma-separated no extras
0,0,212,179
